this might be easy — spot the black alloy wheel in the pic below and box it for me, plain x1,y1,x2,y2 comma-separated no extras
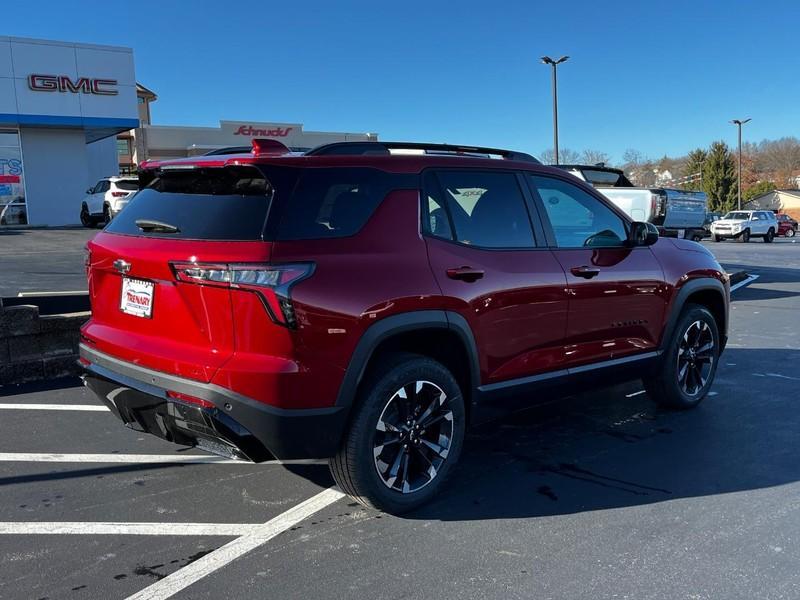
675,320,715,397
373,380,454,494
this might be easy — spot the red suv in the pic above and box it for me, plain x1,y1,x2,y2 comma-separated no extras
81,140,729,513
777,213,797,237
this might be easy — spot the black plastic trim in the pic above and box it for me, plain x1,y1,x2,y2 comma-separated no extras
660,277,729,353
79,344,346,460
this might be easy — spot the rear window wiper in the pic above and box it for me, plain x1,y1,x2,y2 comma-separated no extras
135,219,180,233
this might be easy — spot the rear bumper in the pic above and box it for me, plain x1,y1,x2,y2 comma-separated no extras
79,344,347,461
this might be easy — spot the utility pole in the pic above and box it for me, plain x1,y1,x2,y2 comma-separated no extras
541,56,569,164
730,118,751,210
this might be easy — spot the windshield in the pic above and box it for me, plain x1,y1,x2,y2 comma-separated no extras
723,212,750,220
114,179,139,191
105,166,273,240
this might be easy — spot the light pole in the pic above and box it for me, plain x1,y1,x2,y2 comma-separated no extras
730,118,751,210
541,55,569,164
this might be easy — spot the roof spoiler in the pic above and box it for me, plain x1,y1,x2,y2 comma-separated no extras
306,141,540,163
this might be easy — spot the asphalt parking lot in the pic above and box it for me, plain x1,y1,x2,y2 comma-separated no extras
1,236,799,599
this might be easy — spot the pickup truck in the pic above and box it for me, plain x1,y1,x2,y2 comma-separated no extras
556,164,708,242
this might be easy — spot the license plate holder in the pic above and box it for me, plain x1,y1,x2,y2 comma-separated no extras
120,277,155,318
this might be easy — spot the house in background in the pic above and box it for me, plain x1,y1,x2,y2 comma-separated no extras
744,189,800,221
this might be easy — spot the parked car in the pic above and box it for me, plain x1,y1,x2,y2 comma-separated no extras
80,140,729,514
704,211,722,233
80,176,139,227
776,213,797,238
555,164,708,241
710,210,778,242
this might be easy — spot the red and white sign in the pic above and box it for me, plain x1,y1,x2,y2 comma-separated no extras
28,74,119,96
120,278,154,318
234,125,293,137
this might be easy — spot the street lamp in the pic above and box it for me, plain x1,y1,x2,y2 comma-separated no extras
730,118,751,210
541,55,569,164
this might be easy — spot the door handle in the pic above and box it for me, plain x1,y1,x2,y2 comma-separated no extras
446,266,485,282
570,266,601,279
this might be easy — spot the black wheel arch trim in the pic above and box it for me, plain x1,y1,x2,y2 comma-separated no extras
661,277,729,353
334,310,481,411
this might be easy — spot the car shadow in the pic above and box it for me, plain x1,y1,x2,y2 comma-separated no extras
406,347,798,521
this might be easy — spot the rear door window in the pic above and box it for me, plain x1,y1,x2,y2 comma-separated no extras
428,170,536,248
105,166,273,240
276,168,413,240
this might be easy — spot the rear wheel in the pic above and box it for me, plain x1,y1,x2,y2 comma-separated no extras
764,228,775,243
643,304,719,410
330,353,466,514
102,204,111,226
713,235,722,242
691,233,703,242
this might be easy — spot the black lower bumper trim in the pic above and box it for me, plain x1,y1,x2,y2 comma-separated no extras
80,346,347,461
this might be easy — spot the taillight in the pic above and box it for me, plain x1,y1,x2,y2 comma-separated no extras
111,191,127,197
170,262,313,328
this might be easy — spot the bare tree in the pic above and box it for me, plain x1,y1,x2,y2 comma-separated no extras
540,147,580,165
581,149,611,165
756,137,800,186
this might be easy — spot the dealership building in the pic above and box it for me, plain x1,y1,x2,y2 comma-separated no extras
120,119,378,172
1,36,377,227
0,36,139,227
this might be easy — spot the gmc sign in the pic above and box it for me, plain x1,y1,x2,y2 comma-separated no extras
28,74,118,96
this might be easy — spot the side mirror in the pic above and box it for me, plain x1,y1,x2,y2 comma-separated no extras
628,221,659,246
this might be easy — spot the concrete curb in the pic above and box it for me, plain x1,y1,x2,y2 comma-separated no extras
0,302,89,385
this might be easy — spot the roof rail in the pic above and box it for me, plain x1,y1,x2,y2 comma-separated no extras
306,141,540,163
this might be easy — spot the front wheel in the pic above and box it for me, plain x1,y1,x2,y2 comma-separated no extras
786,228,796,238
740,229,750,243
764,228,775,243
643,304,719,409
330,353,466,514
713,235,722,242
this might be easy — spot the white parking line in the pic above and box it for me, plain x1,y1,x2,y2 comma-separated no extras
730,274,759,292
126,487,345,600
0,404,108,411
0,453,252,465
0,522,256,536
625,390,647,398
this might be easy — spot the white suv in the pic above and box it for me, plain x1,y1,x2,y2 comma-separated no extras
80,176,139,228
710,210,778,243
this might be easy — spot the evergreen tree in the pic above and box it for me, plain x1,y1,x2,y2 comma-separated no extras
681,148,706,189
702,142,737,211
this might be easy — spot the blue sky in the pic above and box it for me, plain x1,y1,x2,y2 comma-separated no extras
8,0,799,163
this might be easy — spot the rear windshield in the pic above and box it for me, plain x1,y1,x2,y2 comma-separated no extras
578,168,633,187
114,179,139,191
105,166,272,240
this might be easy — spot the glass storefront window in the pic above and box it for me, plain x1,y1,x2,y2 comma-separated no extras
0,129,26,226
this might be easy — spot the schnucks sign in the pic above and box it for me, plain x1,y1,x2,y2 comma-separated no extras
234,125,293,137
27,74,119,96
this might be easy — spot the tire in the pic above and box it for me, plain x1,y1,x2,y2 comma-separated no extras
102,204,111,227
329,352,466,514
764,228,774,243
80,204,94,228
786,228,796,238
713,235,722,242
691,233,703,242
643,304,720,410
740,229,750,243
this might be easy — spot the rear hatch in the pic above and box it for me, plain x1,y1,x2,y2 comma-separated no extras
83,165,274,382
